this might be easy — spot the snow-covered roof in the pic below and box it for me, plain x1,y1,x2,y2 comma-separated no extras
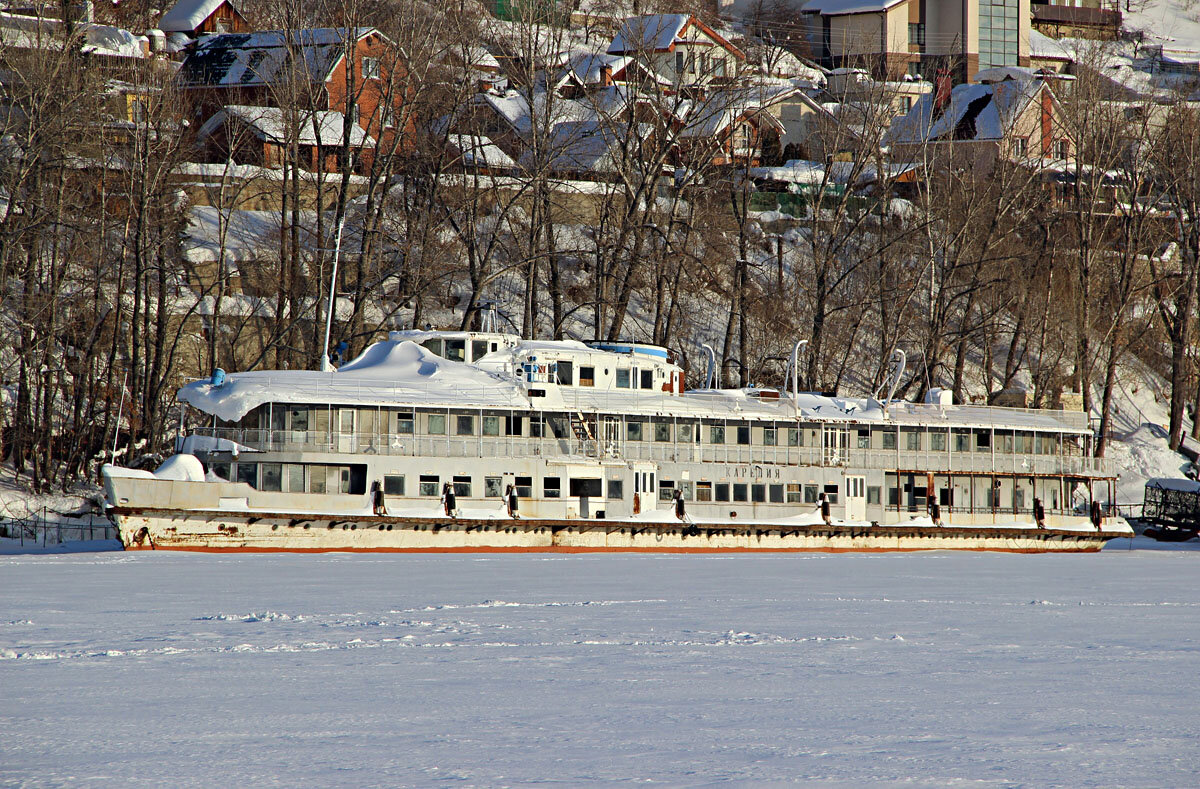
609,14,690,54
159,0,228,33
566,51,631,84
802,0,907,16
447,134,517,170
198,105,372,147
0,13,145,58
887,76,1044,145
179,338,1093,436
1146,477,1200,492
179,28,377,88
182,205,319,265
518,120,639,174
1029,30,1074,62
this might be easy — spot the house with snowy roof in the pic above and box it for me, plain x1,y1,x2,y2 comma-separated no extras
680,93,786,166
178,28,412,149
158,0,248,38
445,134,518,175
886,70,1074,172
196,105,374,173
607,14,745,90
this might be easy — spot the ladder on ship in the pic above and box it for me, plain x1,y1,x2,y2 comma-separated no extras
571,413,598,457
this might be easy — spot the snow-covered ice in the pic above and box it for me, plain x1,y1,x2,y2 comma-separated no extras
2,547,1198,786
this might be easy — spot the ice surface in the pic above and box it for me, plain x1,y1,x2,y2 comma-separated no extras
2,546,1198,786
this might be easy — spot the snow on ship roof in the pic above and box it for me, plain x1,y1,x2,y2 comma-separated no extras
1145,477,1200,492
179,340,1091,434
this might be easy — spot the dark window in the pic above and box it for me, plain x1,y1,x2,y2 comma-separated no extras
867,486,881,505
616,369,630,388
556,361,573,386
608,479,624,499
823,483,840,504
456,415,475,436
579,366,595,386
752,484,766,503
419,475,439,496
260,463,282,492
654,421,671,442
710,425,726,444
640,369,653,389
715,483,730,502
453,475,471,498
384,474,405,496
733,483,748,502
769,484,784,503
210,462,230,481
472,339,488,361
544,477,561,498
804,484,818,503
236,463,257,487
506,415,523,436
570,478,602,497
627,421,644,441
515,476,533,498
736,425,751,445
482,415,500,436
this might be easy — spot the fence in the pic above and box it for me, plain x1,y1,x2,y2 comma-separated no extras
0,512,118,547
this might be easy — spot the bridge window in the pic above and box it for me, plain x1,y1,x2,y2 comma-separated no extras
857,429,870,449
472,340,488,361
640,369,653,389
483,415,500,436
789,427,801,446
882,428,897,449
976,429,991,450
556,361,573,385
954,429,970,452
579,366,595,386
445,339,466,362
931,431,946,451
616,369,631,388
904,429,921,451
395,412,414,434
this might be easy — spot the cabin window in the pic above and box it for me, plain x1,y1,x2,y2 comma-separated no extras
857,429,870,449
571,479,603,497
930,431,947,451
677,481,693,501
544,477,561,498
710,425,726,444
529,418,543,438
309,466,326,494
427,414,446,435
445,340,466,362
763,426,777,446
384,474,405,496
786,483,801,503
976,430,991,449
339,467,352,494
882,428,897,450
472,340,488,361
733,483,748,502
752,484,766,503
716,483,730,502
482,415,500,436
736,425,751,445
210,462,231,481
904,430,921,451
789,427,800,446
867,486,881,505
658,480,674,502
608,479,624,499
419,475,439,496
548,416,570,439
506,414,523,436
696,482,713,502
515,476,533,497
456,415,475,436
1017,432,1034,454
260,463,282,492
236,462,257,488
954,429,970,452
804,484,818,503
823,484,840,504
616,369,631,388
288,406,309,433
395,412,414,434
654,421,671,442
484,477,502,497
998,433,1014,454
421,338,443,356
287,464,305,492
769,484,784,503
556,361,573,386
640,369,653,389
627,421,643,441
453,475,471,498
579,366,595,386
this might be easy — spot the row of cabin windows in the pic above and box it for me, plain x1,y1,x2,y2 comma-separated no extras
523,359,655,389
659,479,850,505
241,406,1075,455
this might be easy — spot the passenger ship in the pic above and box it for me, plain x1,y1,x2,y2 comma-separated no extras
102,329,1131,552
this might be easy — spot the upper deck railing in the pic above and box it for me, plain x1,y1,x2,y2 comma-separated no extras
184,428,1115,477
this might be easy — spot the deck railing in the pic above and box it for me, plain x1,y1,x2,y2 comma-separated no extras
183,428,1114,477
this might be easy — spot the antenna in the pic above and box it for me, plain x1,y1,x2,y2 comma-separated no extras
885,349,906,409
320,213,347,372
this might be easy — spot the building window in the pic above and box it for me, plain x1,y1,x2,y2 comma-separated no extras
1013,136,1027,157
675,51,685,75
1054,139,1069,159
713,57,726,78
908,23,925,46
362,56,380,80
907,62,922,79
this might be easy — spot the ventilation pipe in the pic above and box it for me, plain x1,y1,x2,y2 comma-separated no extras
784,339,808,408
701,344,716,390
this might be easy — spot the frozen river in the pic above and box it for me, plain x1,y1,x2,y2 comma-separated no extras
3,543,1199,786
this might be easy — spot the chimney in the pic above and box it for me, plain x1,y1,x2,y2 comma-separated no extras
599,64,613,87
934,67,952,113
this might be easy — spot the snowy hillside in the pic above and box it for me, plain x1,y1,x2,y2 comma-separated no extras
1124,0,1200,51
